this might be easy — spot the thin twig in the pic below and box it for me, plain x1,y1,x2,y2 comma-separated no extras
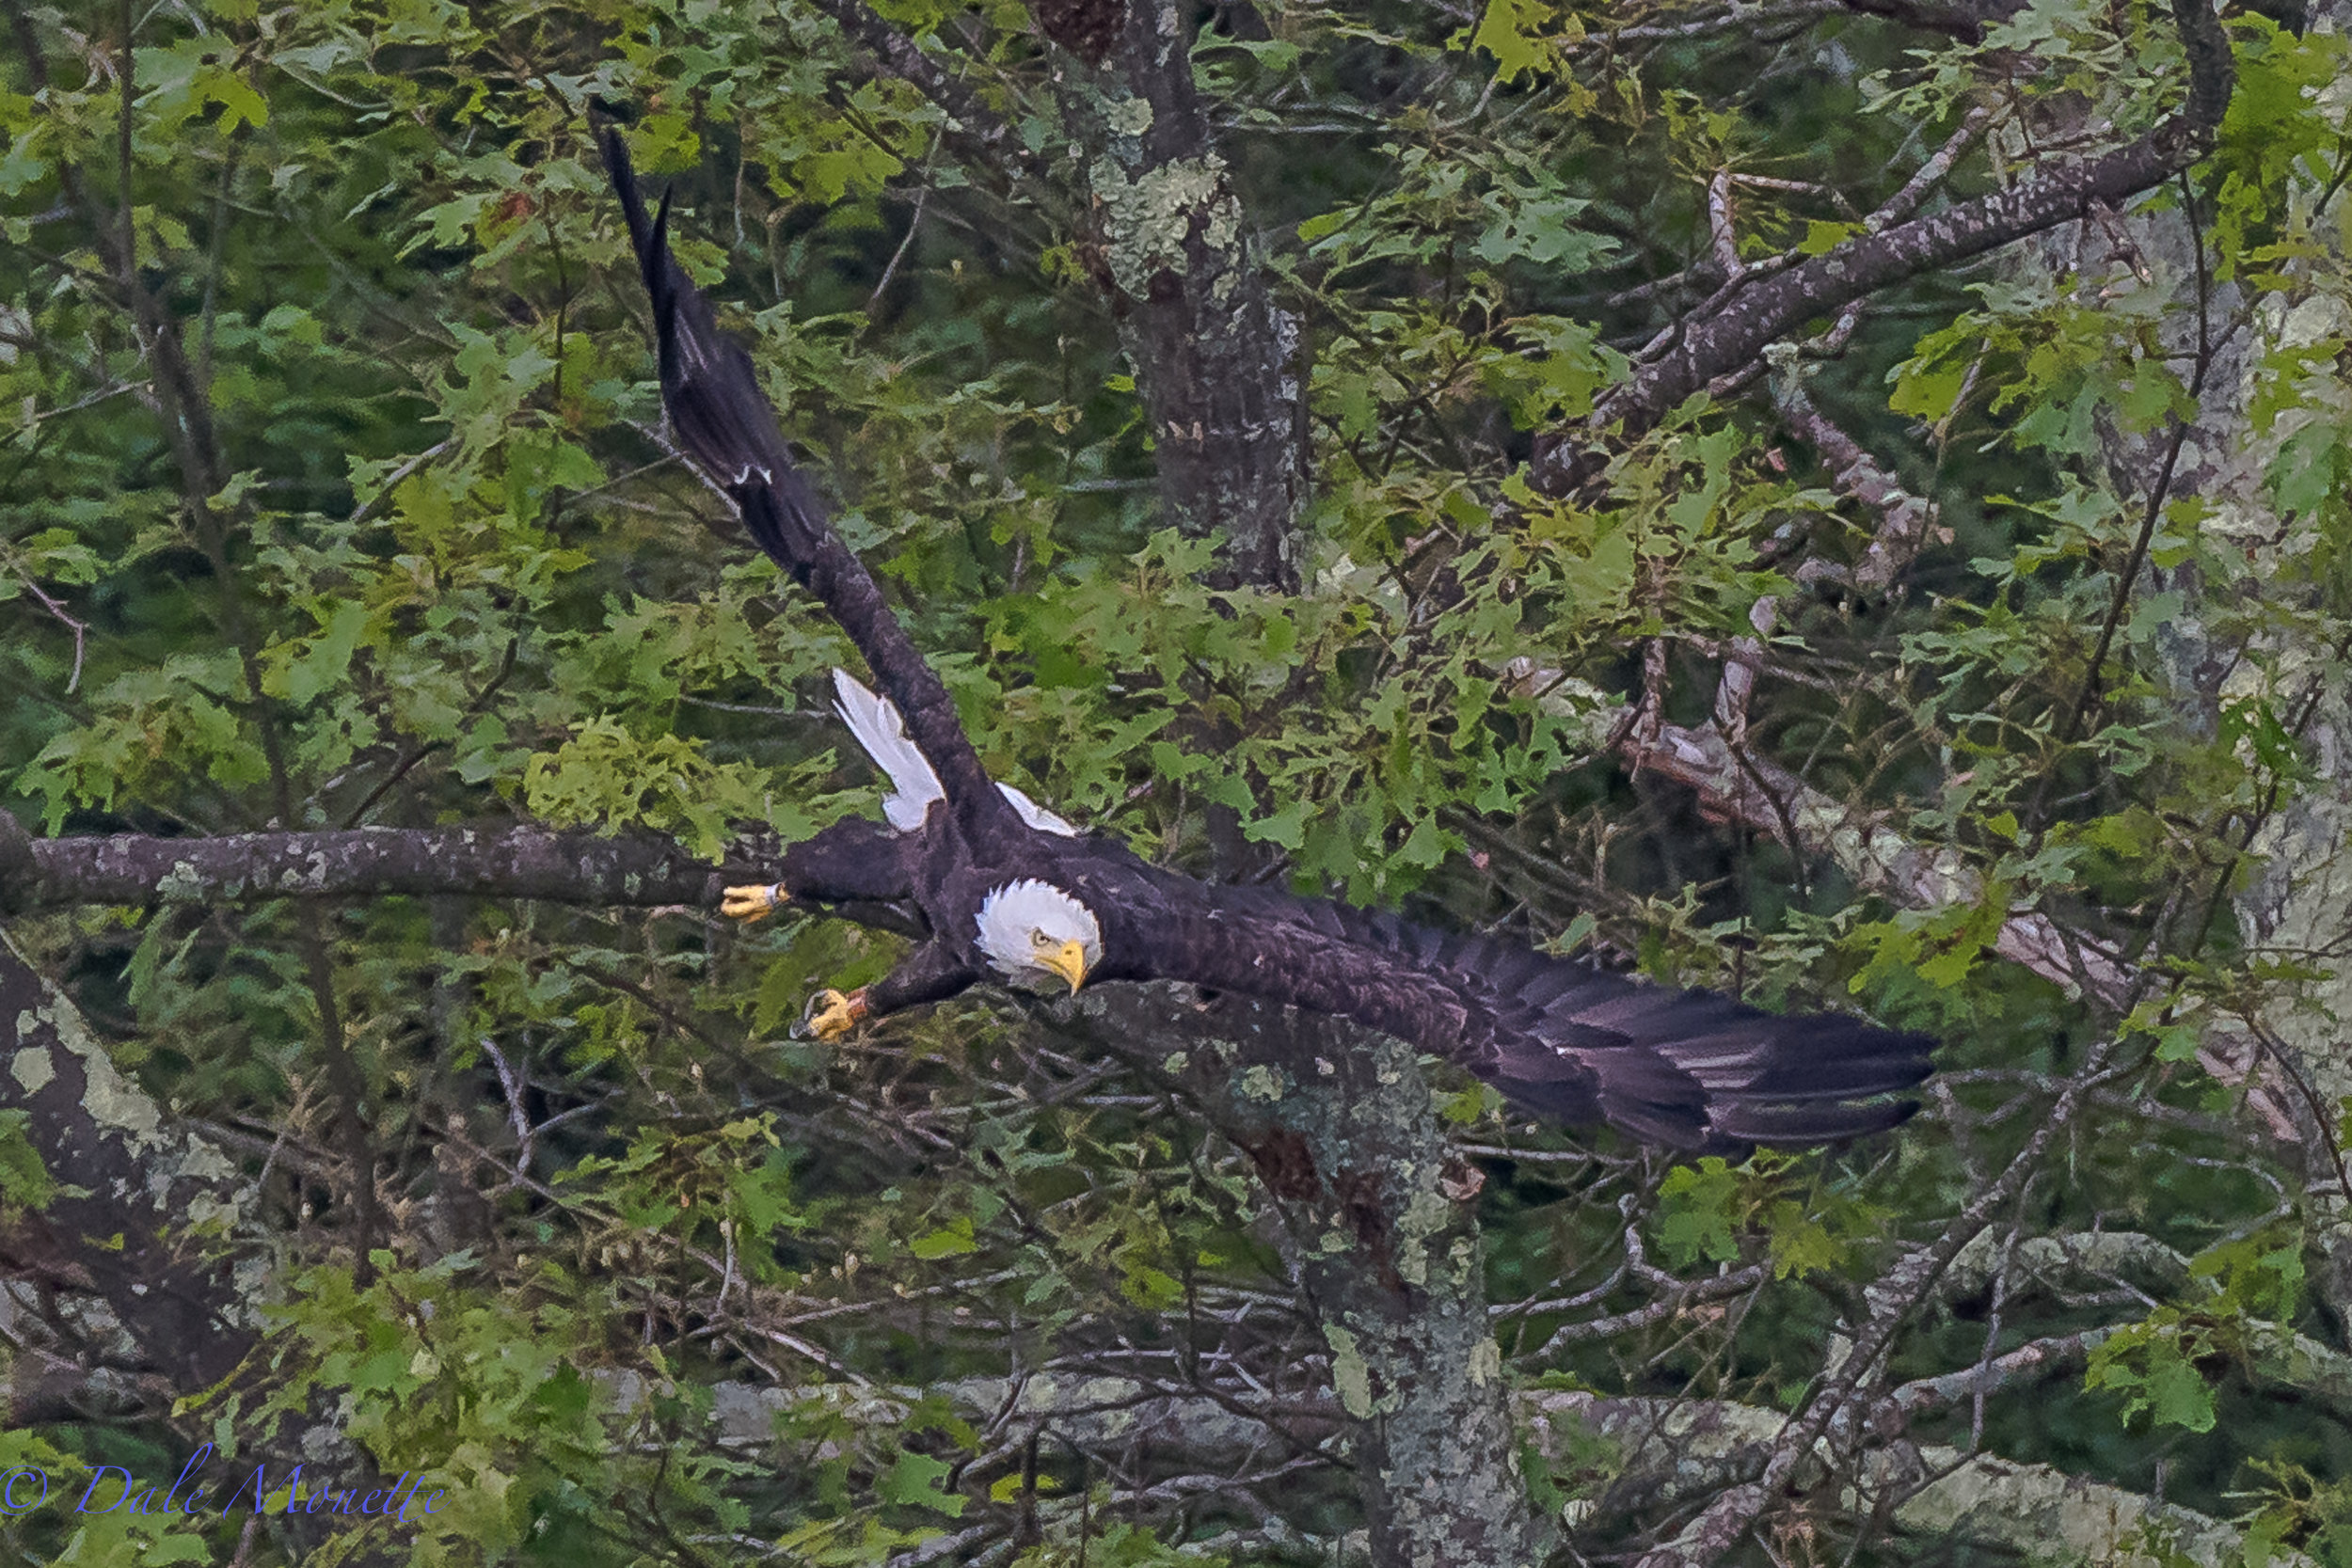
5,560,90,693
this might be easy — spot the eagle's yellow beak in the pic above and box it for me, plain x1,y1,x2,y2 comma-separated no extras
1039,940,1089,995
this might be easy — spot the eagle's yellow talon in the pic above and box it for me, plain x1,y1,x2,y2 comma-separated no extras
802,988,868,1042
722,882,787,923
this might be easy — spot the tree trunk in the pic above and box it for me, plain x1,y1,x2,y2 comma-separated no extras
1079,988,1549,1564
1041,0,1308,592
1031,5,1543,1555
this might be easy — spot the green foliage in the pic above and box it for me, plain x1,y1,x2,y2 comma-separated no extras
2089,1312,2225,1433
2237,1460,2352,1568
0,1109,61,1211
2088,1232,2306,1435
1461,0,1576,86
5,0,2351,1560
1655,1155,1885,1280
523,718,781,859
1657,1157,1745,1266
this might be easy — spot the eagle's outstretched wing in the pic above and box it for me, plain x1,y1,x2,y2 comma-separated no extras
599,119,1931,1153
598,123,1024,845
1190,884,1931,1153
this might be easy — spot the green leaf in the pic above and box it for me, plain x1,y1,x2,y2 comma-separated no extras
0,1110,59,1209
1468,0,1558,83
909,1217,977,1259
880,1450,966,1516
1764,1200,1842,1279
2135,1347,2219,1433
1798,219,1855,256
2088,1318,2220,1433
1473,196,1611,269
1120,1262,1185,1310
1246,796,1314,849
1656,1158,1742,1266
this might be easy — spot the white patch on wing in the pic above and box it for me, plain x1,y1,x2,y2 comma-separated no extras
996,782,1079,837
833,668,942,832
830,669,1081,837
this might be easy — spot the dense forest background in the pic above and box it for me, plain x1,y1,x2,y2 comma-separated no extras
3,0,2350,1562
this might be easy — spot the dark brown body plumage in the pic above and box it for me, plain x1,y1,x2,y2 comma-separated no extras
600,125,1933,1156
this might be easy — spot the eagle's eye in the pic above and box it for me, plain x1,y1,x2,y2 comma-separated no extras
1029,928,1050,947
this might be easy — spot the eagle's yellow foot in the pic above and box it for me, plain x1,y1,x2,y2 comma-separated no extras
722,882,788,923
801,987,869,1042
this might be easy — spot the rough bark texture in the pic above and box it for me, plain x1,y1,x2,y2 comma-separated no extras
2193,273,2352,1311
1074,988,1548,1566
5,821,755,914
1020,8,1537,1557
2131,136,2352,1297
1041,0,1308,592
1518,1391,2311,1568
0,930,262,1393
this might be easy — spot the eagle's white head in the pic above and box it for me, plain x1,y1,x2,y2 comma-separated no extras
975,879,1102,993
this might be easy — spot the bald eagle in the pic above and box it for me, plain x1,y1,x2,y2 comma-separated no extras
600,127,1932,1154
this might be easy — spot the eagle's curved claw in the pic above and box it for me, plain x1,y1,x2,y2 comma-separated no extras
800,987,868,1042
722,882,788,923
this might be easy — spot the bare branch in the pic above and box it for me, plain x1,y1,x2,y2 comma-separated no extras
1627,1050,2119,1568
1535,0,2233,492
1867,105,1995,233
8,822,753,914
1629,721,2137,1005
1534,1263,1770,1356
1707,166,1743,281
1618,718,2308,1138
2,554,88,693
1525,1388,2312,1566
795,0,1051,187
1879,1328,2111,1422
1774,377,1939,591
